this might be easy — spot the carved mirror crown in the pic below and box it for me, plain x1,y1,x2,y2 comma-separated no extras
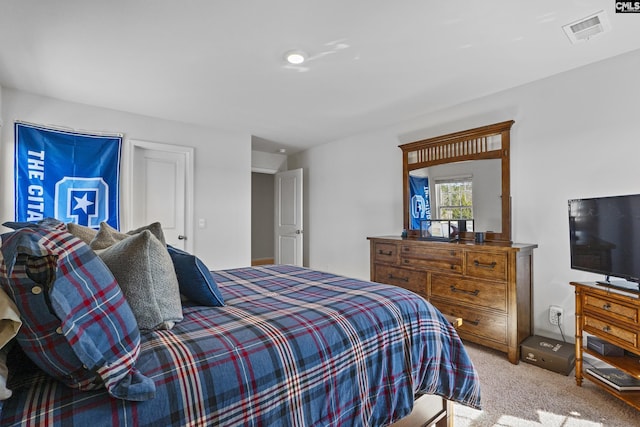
400,120,514,243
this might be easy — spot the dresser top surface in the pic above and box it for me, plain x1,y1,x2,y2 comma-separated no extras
368,235,537,250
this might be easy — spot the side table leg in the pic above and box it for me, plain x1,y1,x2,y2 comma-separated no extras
574,287,583,387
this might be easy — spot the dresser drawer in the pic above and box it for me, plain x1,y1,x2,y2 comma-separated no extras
373,242,399,264
584,314,638,349
374,265,427,296
431,275,507,311
465,250,508,281
583,292,639,326
431,300,507,344
401,246,462,274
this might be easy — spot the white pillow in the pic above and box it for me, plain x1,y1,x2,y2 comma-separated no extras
0,287,21,349
0,344,13,400
0,286,22,400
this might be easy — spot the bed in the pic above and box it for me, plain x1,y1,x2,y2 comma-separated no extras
0,222,480,427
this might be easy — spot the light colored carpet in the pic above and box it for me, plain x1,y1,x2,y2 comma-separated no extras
454,342,638,426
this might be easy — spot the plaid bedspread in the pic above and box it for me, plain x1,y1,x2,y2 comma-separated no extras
2,264,480,426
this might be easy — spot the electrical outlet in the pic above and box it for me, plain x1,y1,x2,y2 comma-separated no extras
549,305,563,326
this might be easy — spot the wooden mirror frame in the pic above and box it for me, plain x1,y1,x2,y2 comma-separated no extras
400,120,514,243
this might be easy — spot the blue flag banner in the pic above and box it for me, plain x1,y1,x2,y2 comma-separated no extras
409,175,431,230
14,122,122,229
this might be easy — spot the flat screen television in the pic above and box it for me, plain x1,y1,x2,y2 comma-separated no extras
568,193,640,291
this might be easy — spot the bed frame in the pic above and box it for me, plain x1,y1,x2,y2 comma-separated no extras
391,313,462,427
391,395,452,427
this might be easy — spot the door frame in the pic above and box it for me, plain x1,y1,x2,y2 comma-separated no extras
122,139,194,252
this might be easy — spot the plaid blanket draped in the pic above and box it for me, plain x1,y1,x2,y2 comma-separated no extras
2,264,480,426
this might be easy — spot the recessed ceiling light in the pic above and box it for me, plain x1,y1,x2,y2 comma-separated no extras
278,148,287,154
284,50,307,65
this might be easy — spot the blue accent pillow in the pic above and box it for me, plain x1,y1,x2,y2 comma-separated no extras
167,245,224,306
0,227,155,401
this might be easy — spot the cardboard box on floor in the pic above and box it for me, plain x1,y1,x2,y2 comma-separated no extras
520,335,575,376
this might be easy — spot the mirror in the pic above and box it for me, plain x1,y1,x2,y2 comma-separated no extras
410,159,502,232
400,120,514,243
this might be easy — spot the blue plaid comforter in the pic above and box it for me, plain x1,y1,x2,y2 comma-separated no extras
2,265,480,426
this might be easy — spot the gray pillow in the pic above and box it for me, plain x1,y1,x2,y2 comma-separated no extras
66,222,98,245
90,222,166,251
98,230,182,330
126,222,166,246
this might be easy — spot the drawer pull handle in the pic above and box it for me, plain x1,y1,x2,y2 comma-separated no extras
602,303,611,311
450,286,480,297
378,250,393,256
388,274,409,283
474,260,497,269
450,250,456,256
602,325,611,333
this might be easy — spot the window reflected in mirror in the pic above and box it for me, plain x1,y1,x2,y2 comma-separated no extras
435,177,473,220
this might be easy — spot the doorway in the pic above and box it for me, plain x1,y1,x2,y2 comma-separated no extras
251,172,275,265
251,168,303,266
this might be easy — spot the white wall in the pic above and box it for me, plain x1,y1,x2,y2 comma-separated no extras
251,150,287,173
291,129,403,277
290,48,640,340
0,88,251,269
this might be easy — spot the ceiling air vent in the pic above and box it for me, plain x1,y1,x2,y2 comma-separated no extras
562,10,611,44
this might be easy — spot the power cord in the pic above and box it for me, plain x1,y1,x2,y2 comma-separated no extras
556,312,566,342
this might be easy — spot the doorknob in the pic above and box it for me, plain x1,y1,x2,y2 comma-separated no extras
296,230,303,234
178,235,187,240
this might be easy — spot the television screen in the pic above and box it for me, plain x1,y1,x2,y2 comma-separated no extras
568,194,640,285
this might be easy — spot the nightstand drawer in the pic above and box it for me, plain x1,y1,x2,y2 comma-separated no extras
584,292,639,326
374,265,427,296
373,242,399,263
584,314,638,349
465,250,508,281
431,275,507,311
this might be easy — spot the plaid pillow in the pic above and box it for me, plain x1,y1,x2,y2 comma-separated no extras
0,227,155,401
2,217,67,231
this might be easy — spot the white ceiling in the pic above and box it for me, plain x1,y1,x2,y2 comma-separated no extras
1,1,639,154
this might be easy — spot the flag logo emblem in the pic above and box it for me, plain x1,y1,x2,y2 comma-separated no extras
55,177,109,228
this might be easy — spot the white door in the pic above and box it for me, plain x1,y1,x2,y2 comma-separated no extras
127,140,194,252
275,168,303,265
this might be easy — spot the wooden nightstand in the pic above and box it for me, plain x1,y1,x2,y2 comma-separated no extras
571,282,640,410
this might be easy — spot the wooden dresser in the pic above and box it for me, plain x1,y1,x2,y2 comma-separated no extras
368,236,537,364
571,282,640,410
